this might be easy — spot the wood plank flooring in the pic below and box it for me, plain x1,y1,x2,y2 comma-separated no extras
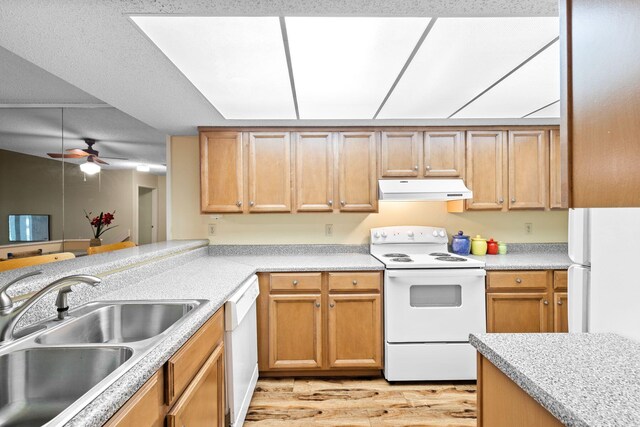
245,377,477,426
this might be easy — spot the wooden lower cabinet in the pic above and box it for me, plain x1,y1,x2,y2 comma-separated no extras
258,271,383,375
478,354,563,426
486,270,568,333
106,308,225,427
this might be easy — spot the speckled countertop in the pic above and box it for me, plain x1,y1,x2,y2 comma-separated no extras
469,243,571,270
470,333,640,426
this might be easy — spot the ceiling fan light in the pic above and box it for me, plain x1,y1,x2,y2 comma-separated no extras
136,164,150,172
80,160,101,175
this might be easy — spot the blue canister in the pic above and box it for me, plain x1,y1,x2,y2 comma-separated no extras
451,231,471,255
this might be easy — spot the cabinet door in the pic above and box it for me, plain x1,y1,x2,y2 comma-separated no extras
338,132,378,212
166,342,225,427
380,131,420,177
466,131,507,210
424,131,464,177
553,292,568,333
486,293,551,333
268,294,322,369
508,130,549,210
549,129,568,209
200,131,244,213
104,370,166,427
294,132,334,212
328,294,382,368
248,132,291,212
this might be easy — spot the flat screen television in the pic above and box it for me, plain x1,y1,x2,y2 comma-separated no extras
8,214,51,242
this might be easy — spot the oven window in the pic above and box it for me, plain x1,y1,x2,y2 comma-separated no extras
409,285,462,307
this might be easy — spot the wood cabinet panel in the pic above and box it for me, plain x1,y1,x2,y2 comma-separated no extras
294,132,334,212
104,370,166,427
508,130,549,209
549,129,568,209
166,342,225,427
380,131,420,177
487,271,550,291
466,131,507,210
200,131,244,213
553,292,568,333
424,131,465,177
328,272,381,292
328,294,382,369
486,293,551,333
166,308,224,405
338,132,378,212
268,294,323,369
478,355,563,427
270,272,322,292
248,132,292,212
553,270,568,290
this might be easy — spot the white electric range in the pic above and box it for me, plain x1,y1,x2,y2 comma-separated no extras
370,226,486,381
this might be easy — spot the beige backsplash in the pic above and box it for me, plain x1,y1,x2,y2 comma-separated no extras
170,136,568,245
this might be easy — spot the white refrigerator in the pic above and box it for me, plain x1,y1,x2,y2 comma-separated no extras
568,208,640,342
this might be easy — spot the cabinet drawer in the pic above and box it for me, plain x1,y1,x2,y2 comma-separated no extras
553,270,568,290
166,307,224,405
328,272,381,292
270,272,322,292
105,370,166,427
487,271,549,290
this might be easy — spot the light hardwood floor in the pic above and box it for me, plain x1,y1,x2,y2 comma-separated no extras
245,377,476,426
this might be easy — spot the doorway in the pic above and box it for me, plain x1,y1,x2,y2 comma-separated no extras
138,186,157,245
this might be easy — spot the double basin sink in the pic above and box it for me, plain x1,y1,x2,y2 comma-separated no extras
0,299,206,427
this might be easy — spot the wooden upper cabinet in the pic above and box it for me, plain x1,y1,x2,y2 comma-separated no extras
424,131,465,177
327,294,382,369
294,132,334,212
466,131,507,210
200,131,243,213
338,132,378,212
508,130,549,210
486,293,551,333
549,129,568,209
247,132,292,212
268,294,322,370
379,131,420,177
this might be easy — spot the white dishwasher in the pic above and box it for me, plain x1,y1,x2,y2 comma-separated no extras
225,275,260,427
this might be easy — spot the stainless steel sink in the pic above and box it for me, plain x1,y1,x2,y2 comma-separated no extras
0,347,132,426
0,299,206,426
36,302,197,345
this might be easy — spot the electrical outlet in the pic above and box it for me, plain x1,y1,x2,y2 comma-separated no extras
208,224,216,236
525,223,533,234
325,224,333,237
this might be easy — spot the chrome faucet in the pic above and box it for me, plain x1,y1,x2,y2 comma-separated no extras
0,272,101,342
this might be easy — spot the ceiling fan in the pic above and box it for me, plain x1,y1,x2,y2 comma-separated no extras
47,138,126,175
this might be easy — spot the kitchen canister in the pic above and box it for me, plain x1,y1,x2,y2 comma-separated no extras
471,235,488,255
498,241,507,254
451,231,471,255
487,238,499,255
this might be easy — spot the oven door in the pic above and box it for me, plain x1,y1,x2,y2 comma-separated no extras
385,269,486,343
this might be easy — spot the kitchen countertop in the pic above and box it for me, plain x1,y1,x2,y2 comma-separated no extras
218,253,384,272
469,243,571,270
470,333,640,427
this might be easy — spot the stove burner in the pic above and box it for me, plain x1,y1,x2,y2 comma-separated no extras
383,253,409,258
435,256,467,262
390,257,414,262
429,252,452,257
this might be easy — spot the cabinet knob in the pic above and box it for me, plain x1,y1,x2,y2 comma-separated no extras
249,201,255,207
511,198,516,203
498,198,504,204
425,165,431,171
515,278,522,284
315,302,321,308
236,201,242,207
340,200,346,206
328,200,333,206
543,300,549,305
329,302,335,308
352,280,358,285
414,165,419,171
292,280,299,286
557,300,563,305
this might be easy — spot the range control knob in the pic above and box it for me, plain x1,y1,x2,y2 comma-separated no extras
408,231,414,237
381,231,387,238
432,230,439,237
373,232,380,238
438,230,446,237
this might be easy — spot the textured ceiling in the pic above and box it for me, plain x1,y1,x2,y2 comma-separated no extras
0,0,558,136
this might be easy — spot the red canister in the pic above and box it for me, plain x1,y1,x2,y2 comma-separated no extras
487,238,499,255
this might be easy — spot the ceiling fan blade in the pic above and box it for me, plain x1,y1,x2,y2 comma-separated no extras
47,152,86,159
99,156,129,160
91,156,109,165
65,148,90,157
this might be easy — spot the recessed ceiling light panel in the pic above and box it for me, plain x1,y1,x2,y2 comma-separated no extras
132,16,296,119
378,17,559,119
286,17,430,119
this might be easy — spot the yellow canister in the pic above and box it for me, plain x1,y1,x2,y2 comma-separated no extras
471,235,488,255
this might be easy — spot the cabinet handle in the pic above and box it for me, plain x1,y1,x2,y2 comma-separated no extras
557,300,563,305
236,201,242,207
414,165,419,171
515,278,522,284
249,201,255,207
543,300,549,305
292,280,299,286
352,280,358,285
328,200,333,206
498,198,504,204
340,200,346,206
315,302,321,308
329,302,335,308
425,165,431,171
511,198,516,203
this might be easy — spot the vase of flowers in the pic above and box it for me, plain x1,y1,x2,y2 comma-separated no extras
85,210,117,247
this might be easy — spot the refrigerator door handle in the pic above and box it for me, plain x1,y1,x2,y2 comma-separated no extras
568,265,590,333
568,208,591,265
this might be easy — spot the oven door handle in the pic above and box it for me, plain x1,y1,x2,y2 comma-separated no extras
387,269,486,278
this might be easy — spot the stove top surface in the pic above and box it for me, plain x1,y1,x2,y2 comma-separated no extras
371,251,485,269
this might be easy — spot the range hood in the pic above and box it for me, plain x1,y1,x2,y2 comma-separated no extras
378,179,472,201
